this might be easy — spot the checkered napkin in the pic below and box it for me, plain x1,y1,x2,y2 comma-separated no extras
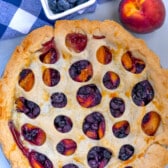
0,0,97,40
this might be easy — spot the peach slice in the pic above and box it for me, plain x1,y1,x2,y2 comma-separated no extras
96,46,112,64
9,121,53,168
15,97,40,119
42,68,60,87
39,37,59,64
18,69,35,91
21,123,46,146
121,51,145,74
141,111,161,136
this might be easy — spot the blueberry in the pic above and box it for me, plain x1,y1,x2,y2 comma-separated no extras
54,115,73,133
118,144,134,161
69,60,93,82
76,0,88,5
132,80,154,106
109,97,125,118
77,84,102,108
67,0,77,3
63,163,79,168
83,112,105,140
48,0,57,10
87,146,112,168
51,92,67,108
48,0,61,13
57,0,72,11
29,151,53,168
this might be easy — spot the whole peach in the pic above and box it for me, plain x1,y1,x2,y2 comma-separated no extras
119,0,166,33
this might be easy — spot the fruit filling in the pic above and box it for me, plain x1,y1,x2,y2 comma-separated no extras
42,68,60,87
132,80,154,106
87,146,112,168
48,0,89,14
15,97,40,119
121,51,145,74
103,71,120,90
39,37,59,64
7,21,163,168
54,115,73,133
9,121,29,156
29,151,53,168
56,139,77,156
118,144,134,161
83,112,105,140
141,111,161,136
69,60,93,82
76,84,102,108
96,46,112,64
65,33,87,53
62,163,79,168
93,35,106,39
112,120,130,138
21,123,46,146
18,69,35,91
109,97,125,118
9,121,53,168
51,92,67,108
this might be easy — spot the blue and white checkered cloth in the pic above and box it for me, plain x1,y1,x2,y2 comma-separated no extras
0,0,100,40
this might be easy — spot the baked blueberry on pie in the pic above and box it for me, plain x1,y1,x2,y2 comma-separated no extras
0,20,168,168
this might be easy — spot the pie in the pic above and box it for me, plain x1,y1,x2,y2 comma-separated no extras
0,20,168,168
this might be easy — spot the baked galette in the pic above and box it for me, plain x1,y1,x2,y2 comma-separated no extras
0,20,168,168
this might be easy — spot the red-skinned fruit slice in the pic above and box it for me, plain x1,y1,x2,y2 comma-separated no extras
65,33,87,53
141,111,161,136
21,123,46,146
9,121,53,168
29,151,53,168
121,51,145,74
39,37,59,64
8,121,29,156
15,97,40,119
93,35,106,39
18,69,35,91
56,139,77,156
96,46,112,64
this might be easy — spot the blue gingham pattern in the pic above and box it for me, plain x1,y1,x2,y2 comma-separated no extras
0,0,97,40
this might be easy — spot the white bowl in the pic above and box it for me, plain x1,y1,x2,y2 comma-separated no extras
40,0,96,20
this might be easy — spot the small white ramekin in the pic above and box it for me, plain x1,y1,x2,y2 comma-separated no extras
40,0,96,20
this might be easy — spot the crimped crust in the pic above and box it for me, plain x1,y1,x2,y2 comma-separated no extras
0,20,168,168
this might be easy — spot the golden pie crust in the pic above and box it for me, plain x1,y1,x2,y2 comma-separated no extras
0,20,168,168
